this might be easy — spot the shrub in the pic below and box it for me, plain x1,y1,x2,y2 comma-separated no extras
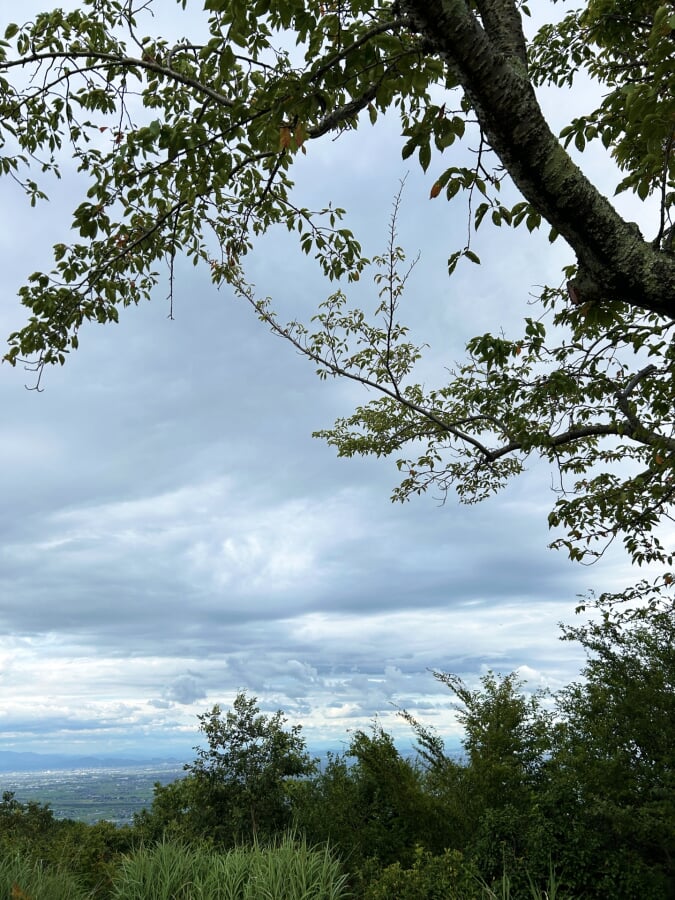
361,846,480,900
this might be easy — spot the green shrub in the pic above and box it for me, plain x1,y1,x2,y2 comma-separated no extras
360,846,481,900
52,819,137,895
361,848,574,900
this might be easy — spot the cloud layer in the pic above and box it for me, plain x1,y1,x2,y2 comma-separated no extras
0,3,643,759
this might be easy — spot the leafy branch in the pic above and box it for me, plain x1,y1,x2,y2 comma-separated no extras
231,184,675,572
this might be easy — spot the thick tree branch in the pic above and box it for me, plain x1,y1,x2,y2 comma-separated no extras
613,364,675,451
402,0,675,320
474,0,528,70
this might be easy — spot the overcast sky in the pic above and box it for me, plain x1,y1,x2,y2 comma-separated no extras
0,2,651,761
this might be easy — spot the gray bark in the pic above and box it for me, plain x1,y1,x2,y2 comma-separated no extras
402,0,675,320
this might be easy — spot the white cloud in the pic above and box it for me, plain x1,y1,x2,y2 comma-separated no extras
0,5,645,759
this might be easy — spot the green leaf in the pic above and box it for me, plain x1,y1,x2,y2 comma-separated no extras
474,202,490,229
525,211,541,232
418,141,431,173
401,139,416,161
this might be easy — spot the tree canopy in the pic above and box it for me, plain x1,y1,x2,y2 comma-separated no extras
186,692,316,841
2,0,675,606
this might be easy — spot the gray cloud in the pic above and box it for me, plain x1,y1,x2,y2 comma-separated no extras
163,675,208,706
0,16,641,756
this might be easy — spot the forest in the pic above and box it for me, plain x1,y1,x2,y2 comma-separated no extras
2,608,674,899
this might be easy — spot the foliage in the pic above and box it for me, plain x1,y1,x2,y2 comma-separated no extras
138,692,316,846
188,692,316,842
290,751,362,858
403,611,675,897
362,847,568,900
293,721,434,875
0,794,137,896
2,0,675,851
0,852,89,900
109,835,350,900
2,2,675,605
403,670,555,888
133,774,208,846
1,0,430,369
53,819,137,894
542,610,675,898
1,631,674,897
361,846,480,900
342,723,432,868
433,671,551,806
531,0,675,208
0,791,57,851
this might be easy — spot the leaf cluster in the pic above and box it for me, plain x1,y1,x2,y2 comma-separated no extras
0,0,445,372
531,1,675,219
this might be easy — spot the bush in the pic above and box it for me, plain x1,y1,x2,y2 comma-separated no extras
360,847,481,900
54,819,137,895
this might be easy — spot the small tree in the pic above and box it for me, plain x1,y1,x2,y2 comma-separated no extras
293,722,434,879
405,671,554,885
185,691,316,844
345,722,433,868
433,671,552,809
0,791,58,851
545,611,675,897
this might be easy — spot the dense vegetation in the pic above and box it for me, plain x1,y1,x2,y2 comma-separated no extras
2,611,673,899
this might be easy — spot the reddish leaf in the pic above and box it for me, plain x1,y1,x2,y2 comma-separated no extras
279,126,292,150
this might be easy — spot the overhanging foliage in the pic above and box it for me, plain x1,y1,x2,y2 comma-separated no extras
1,0,675,604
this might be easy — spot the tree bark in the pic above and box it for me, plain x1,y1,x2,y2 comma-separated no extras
402,0,675,320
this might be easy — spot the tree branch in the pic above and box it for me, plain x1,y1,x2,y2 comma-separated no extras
474,0,528,70
402,0,675,319
0,50,236,108
242,286,498,460
307,81,381,139
612,364,675,451
305,17,406,87
240,280,675,477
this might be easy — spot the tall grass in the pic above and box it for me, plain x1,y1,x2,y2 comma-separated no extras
0,852,89,900
478,862,567,900
109,834,350,900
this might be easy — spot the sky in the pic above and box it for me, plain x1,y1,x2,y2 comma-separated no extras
0,1,652,761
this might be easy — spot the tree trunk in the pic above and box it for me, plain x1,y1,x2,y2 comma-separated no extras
403,0,675,319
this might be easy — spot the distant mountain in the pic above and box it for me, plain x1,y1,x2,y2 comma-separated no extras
0,751,184,773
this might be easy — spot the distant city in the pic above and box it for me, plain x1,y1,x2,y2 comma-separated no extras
0,749,187,773
1,759,187,825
